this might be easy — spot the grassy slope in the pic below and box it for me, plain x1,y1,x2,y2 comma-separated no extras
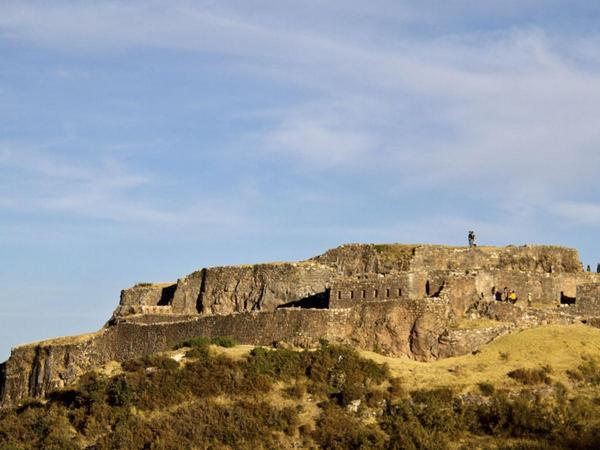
4,324,600,449
206,324,600,392
362,324,600,391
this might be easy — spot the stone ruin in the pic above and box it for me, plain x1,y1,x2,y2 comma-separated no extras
2,242,600,407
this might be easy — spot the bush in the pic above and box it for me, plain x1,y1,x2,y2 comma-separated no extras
106,375,133,407
410,388,463,435
210,336,238,348
380,401,448,450
5,344,600,449
122,354,179,372
174,336,211,349
478,382,495,396
567,358,600,385
174,336,238,350
186,346,211,359
284,380,306,399
388,377,404,398
313,404,387,449
507,367,551,385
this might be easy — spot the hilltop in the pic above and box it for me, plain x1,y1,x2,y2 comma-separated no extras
2,242,600,409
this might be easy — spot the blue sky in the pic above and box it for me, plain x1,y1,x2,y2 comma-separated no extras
1,1,600,360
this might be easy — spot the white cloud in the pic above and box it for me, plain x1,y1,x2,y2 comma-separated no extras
551,202,600,226
264,120,376,168
0,145,247,229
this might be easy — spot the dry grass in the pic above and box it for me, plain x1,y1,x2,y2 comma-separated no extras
360,324,600,392
15,330,104,349
184,325,600,393
94,324,600,399
449,317,511,330
211,344,256,360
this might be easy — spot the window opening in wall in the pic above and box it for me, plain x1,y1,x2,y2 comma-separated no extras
350,290,354,299
425,280,431,296
386,288,390,298
374,289,378,298
398,288,402,296
337,291,342,300
362,290,366,299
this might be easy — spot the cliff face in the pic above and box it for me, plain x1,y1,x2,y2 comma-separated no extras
112,262,335,320
1,242,597,408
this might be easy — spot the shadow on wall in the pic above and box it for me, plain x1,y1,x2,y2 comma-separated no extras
425,280,444,298
277,291,330,309
0,362,5,403
560,291,576,305
158,285,177,306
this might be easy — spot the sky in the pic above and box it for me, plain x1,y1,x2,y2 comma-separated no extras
1,1,600,360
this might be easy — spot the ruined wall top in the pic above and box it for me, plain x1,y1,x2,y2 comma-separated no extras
311,243,582,275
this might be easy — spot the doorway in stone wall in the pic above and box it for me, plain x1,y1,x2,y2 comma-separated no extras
560,291,576,305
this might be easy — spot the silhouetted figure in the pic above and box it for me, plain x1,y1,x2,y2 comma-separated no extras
468,230,476,248
597,263,600,274
587,265,591,272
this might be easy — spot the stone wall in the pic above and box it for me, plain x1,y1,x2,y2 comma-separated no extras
471,270,600,306
112,283,177,317
329,277,405,308
410,245,582,273
328,269,600,314
311,244,417,276
112,244,590,320
113,262,336,319
576,283,600,315
313,243,585,275
1,299,452,407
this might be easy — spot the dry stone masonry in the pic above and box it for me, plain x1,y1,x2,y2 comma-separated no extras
2,242,600,407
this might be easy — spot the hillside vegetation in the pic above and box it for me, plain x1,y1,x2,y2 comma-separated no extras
1,325,600,449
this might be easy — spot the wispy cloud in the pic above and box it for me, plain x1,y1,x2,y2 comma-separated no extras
1,0,599,233
551,202,600,226
0,144,247,229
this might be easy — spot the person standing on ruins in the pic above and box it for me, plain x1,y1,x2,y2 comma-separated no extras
468,230,476,248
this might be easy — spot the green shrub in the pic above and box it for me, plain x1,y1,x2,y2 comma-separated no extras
388,377,404,398
174,336,238,350
186,346,211,359
284,380,306,399
5,344,600,449
567,358,600,385
313,404,388,449
210,336,238,348
106,375,133,407
478,382,495,396
122,354,179,372
174,336,211,349
410,388,463,435
507,367,551,385
380,400,447,450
